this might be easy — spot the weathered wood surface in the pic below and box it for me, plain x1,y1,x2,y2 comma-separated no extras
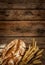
0,0,45,9
0,37,45,49
0,21,45,36
0,37,45,65
0,10,45,21
0,0,45,3
0,0,45,64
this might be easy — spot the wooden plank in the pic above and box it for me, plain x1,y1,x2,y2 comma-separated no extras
0,21,45,36
0,1,45,9
0,36,45,49
0,10,45,21
0,0,45,3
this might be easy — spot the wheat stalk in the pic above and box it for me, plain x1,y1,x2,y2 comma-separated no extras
19,38,44,65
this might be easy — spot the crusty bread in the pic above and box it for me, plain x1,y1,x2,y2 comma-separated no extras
2,39,26,65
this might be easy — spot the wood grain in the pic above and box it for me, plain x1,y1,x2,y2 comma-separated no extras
0,0,45,9
0,0,45,3
0,0,45,64
0,21,45,36
0,10,45,21
0,36,45,48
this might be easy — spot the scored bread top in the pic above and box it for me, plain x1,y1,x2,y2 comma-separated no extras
2,39,26,65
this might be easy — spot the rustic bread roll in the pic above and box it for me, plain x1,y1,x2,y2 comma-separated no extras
2,39,26,65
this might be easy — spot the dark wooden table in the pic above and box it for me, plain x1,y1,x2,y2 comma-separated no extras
0,0,45,65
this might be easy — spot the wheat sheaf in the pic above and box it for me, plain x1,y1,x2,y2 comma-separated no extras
0,38,44,65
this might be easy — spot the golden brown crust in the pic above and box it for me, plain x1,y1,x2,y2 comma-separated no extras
2,39,26,65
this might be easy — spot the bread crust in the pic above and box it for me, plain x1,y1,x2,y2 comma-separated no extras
2,39,26,65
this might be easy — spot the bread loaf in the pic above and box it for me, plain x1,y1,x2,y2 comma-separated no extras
2,39,26,65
